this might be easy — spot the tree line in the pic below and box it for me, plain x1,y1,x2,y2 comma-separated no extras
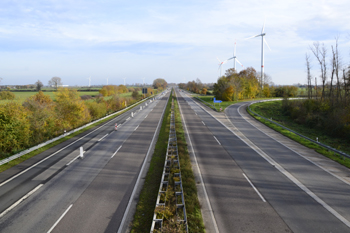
179,67,300,101
283,37,350,140
0,86,157,159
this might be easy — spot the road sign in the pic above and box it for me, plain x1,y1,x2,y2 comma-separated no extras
213,97,222,103
115,123,118,130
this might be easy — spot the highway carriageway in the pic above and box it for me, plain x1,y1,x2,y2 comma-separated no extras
0,90,170,233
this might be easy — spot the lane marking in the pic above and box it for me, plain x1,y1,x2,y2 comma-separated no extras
176,90,220,233
243,173,266,202
213,136,221,145
111,146,122,158
98,133,109,142
134,125,139,131
66,151,86,166
201,121,205,125
0,184,43,218
126,117,130,121
47,204,73,233
117,93,170,233
145,115,148,118
189,94,350,229
195,112,198,115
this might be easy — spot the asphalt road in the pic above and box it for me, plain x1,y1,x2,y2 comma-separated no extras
0,91,170,233
177,89,350,233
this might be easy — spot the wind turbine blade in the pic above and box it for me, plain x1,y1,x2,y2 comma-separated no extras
261,19,266,33
236,58,244,67
222,59,228,64
264,38,271,51
245,34,261,40
216,57,221,63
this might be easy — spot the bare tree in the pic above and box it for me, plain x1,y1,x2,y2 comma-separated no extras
48,77,62,90
310,42,327,100
35,80,43,91
305,53,312,99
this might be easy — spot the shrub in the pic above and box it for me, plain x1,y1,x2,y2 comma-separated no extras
0,91,15,100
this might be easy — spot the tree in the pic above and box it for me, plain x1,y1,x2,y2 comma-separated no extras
201,88,207,95
35,80,43,91
305,53,312,99
55,88,91,129
153,78,167,89
310,42,327,100
132,90,139,99
48,77,62,90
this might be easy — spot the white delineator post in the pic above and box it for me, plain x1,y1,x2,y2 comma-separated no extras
115,123,118,131
131,112,134,118
80,147,84,159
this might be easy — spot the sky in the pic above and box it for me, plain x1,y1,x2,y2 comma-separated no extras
0,0,350,86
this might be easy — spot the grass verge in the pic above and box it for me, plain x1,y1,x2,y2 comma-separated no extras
0,97,152,173
195,95,279,112
131,92,172,232
248,101,350,169
173,93,205,232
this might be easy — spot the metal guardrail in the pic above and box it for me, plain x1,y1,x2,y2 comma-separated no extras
247,100,350,160
151,99,188,232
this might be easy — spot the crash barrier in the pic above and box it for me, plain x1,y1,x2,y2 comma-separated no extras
150,99,188,232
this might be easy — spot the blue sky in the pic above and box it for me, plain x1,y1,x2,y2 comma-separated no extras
1,0,350,86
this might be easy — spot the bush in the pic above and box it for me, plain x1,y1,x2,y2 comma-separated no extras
0,91,15,100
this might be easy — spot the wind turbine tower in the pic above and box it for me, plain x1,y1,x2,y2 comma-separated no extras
142,78,145,85
87,76,91,87
217,57,228,78
227,41,244,71
107,77,108,85
246,21,271,88
123,78,126,86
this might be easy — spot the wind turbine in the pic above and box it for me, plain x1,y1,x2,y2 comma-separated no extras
123,78,126,86
107,77,108,85
87,76,91,87
227,41,244,71
217,57,228,78
246,20,271,88
142,78,145,85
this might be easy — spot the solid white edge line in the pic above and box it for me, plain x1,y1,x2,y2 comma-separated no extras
111,146,122,158
177,91,220,233
134,125,139,131
47,204,73,233
189,94,350,229
213,136,221,145
0,184,43,218
117,92,169,233
98,133,109,142
242,173,266,202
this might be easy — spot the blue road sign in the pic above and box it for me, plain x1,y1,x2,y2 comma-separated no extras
213,97,222,103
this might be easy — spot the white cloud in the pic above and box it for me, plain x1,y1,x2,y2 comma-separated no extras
0,0,349,85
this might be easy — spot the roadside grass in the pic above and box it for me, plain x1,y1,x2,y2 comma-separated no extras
195,95,278,111
249,101,350,169
173,93,205,232
131,92,172,232
0,98,151,173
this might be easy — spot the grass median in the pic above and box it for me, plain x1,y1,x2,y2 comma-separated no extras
173,93,205,232
248,101,350,169
131,92,172,232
